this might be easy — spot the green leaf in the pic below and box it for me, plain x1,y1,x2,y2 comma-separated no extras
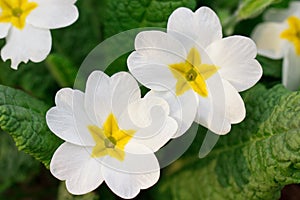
151,84,300,200
0,131,40,193
0,85,63,168
257,56,282,79
236,0,283,20
101,0,196,76
0,62,59,104
46,54,78,87
51,0,104,66
102,0,196,38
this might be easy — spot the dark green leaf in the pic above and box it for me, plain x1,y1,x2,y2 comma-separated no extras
0,85,63,168
151,84,300,200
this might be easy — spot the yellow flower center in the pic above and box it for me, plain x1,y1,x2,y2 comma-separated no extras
0,0,38,29
88,113,136,161
169,47,219,97
280,16,300,55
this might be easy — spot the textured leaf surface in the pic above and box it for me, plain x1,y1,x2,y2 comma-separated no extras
0,85,63,168
102,0,196,38
151,84,300,200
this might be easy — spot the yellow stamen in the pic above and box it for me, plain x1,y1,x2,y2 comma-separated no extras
169,47,219,97
88,113,136,161
280,16,300,55
0,0,38,29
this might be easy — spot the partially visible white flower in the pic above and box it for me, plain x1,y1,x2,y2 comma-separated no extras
46,71,177,199
0,0,78,69
128,7,262,136
252,1,300,90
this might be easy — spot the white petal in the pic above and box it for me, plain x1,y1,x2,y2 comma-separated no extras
111,72,141,120
133,31,187,64
167,7,222,49
128,32,211,92
126,96,178,151
0,23,10,39
85,71,111,125
251,22,286,59
128,56,177,91
1,25,51,69
50,142,104,195
27,0,78,29
46,89,95,146
145,90,197,138
102,165,159,199
128,31,187,92
102,143,159,199
282,45,300,91
206,36,263,92
222,80,246,124
264,1,300,22
195,73,231,135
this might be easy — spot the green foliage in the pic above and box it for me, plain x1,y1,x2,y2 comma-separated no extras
0,132,40,193
150,84,300,200
0,85,63,168
0,62,59,104
102,0,196,38
236,0,283,20
51,0,104,66
46,54,78,87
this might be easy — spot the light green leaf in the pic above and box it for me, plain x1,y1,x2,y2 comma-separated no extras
102,0,196,38
0,85,63,168
151,84,300,200
236,0,283,20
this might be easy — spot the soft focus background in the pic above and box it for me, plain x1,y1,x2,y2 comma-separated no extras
0,0,299,199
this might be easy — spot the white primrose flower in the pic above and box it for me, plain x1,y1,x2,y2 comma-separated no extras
46,71,177,199
127,7,262,136
0,0,78,69
252,1,300,91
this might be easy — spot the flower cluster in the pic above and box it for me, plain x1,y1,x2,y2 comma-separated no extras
0,0,78,69
252,1,300,91
46,6,262,199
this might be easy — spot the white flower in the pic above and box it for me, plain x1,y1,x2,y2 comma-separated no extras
46,71,177,199
251,1,300,91
0,0,78,69
128,7,262,136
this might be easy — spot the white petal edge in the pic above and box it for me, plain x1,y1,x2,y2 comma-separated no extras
195,73,231,135
167,7,222,49
27,0,79,29
222,80,246,124
251,22,286,59
84,71,111,126
111,72,141,120
282,44,300,91
1,24,51,69
102,143,159,199
133,31,187,65
46,88,95,146
126,96,178,151
0,23,10,39
50,142,104,195
145,90,197,138
206,35,263,92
